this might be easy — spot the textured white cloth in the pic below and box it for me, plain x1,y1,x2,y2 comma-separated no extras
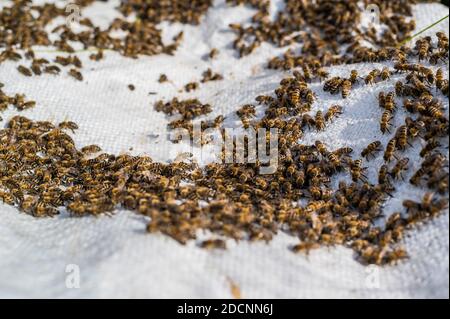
0,0,449,298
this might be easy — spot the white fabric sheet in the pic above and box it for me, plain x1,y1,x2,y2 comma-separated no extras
0,0,449,298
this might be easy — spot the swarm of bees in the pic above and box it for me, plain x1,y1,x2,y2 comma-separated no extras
0,1,449,267
0,0,216,80
261,1,417,69
154,98,222,144
120,0,213,25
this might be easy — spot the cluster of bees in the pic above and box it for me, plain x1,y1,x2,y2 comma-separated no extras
0,1,449,265
16,54,84,81
323,68,394,99
119,0,213,25
229,0,416,70
0,0,216,80
154,98,223,144
0,83,36,118
212,33,447,263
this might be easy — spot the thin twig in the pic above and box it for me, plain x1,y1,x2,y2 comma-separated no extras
398,14,449,47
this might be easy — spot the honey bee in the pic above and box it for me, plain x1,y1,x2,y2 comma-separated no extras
304,90,316,104
402,199,421,212
383,92,396,112
349,70,359,84
68,68,83,81
361,141,382,160
385,212,404,230
365,69,379,85
428,105,446,121
420,139,441,158
0,191,14,205
441,81,449,96
316,68,329,82
409,121,425,138
302,65,312,82
200,239,227,250
326,152,341,169
429,50,447,65
55,56,70,66
158,74,168,83
341,79,352,98
385,248,408,264
15,100,36,111
17,65,32,77
323,77,343,94
314,141,328,156
380,110,393,134
435,68,444,89
395,81,405,96
25,50,35,60
291,241,320,255
185,82,199,92
395,125,410,150
44,65,61,75
89,49,104,61
420,192,436,211
390,158,409,180
288,87,301,106
402,99,418,113
256,95,276,106
58,121,79,133
209,48,219,59
359,245,383,265
34,202,59,217
315,111,326,131
415,37,431,61
409,164,425,185
380,67,391,81
34,58,49,65
383,139,397,162
419,66,435,84
20,196,37,214
334,147,353,157
301,114,316,129
64,55,81,68
378,164,390,185
394,62,412,73
31,62,42,75
0,49,21,63
349,159,367,182
378,92,386,108
409,75,430,94
254,176,268,189
436,32,448,52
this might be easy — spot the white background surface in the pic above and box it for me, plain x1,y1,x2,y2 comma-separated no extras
0,0,449,298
